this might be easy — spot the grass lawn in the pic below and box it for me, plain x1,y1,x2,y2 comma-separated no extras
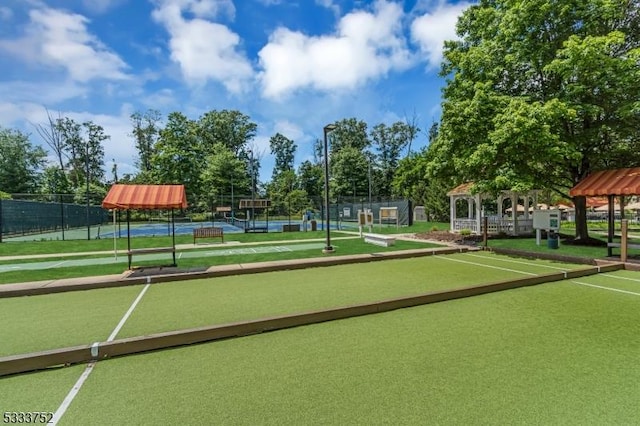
3,270,639,424
488,234,640,259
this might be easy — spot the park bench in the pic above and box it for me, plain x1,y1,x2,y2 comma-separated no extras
127,246,176,269
363,233,396,247
193,226,224,244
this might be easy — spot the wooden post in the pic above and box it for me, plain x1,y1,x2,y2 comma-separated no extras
483,216,488,248
607,194,615,257
621,219,628,263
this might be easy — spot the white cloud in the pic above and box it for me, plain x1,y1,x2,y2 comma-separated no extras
273,120,304,142
152,0,252,92
258,0,412,99
0,7,129,82
410,1,470,68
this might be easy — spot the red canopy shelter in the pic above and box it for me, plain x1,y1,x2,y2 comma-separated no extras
570,167,640,256
102,184,188,269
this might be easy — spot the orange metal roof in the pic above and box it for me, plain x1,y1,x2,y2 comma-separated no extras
569,167,640,197
102,184,188,210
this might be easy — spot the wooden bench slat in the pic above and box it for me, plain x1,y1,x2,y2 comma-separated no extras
193,227,224,244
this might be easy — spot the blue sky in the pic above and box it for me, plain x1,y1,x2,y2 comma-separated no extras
0,0,472,183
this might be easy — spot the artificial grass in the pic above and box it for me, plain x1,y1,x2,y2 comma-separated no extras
0,285,145,357
52,273,640,425
120,253,557,338
0,238,439,285
0,363,87,414
0,253,588,356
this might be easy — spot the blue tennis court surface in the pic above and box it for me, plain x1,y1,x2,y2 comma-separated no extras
98,220,341,238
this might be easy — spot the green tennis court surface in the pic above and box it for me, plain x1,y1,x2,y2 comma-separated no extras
1,252,639,424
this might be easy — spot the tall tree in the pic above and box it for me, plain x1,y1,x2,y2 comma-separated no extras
34,108,65,170
82,121,108,184
130,109,161,176
152,112,202,202
429,0,640,240
330,118,370,152
0,127,46,193
55,117,83,187
269,133,296,180
370,121,420,196
197,110,257,156
330,146,370,198
298,160,323,201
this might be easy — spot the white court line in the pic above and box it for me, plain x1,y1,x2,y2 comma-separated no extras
437,255,538,276
463,253,571,271
601,273,640,284
51,283,151,425
47,261,69,269
572,281,640,297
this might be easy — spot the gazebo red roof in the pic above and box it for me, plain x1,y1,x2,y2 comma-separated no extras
102,184,188,210
570,167,640,197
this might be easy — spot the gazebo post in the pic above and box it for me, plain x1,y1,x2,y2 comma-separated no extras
450,194,456,232
475,193,482,235
608,194,615,257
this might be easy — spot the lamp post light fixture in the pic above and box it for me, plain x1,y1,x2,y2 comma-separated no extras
322,123,336,253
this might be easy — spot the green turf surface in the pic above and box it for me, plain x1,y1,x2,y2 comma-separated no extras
0,253,588,356
0,364,86,414
121,252,587,338
0,285,144,357
0,238,439,285
12,271,637,425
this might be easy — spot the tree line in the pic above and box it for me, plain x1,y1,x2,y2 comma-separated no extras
0,109,444,218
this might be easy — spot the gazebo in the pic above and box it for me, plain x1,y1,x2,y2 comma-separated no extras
102,184,188,269
448,183,542,236
570,167,640,257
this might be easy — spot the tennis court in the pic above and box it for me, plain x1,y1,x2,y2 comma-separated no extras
1,252,638,424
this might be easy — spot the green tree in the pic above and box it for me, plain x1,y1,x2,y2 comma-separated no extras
39,165,72,196
0,127,46,193
330,147,370,198
430,0,640,240
197,110,257,156
130,109,162,177
269,133,296,180
330,118,370,152
298,160,323,202
152,112,202,203
370,121,419,196
55,118,108,189
200,143,248,210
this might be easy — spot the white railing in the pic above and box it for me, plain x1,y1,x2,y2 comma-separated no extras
452,218,533,235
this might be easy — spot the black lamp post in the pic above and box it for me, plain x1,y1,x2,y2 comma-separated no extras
86,143,90,241
323,123,336,253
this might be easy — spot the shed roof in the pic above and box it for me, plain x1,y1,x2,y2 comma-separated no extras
569,167,640,197
102,184,188,210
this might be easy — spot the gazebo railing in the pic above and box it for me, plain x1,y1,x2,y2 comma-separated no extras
452,218,533,235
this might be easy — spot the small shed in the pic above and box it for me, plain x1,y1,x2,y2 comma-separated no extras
570,167,640,256
102,184,188,269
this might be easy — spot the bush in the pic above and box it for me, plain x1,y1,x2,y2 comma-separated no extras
460,228,472,236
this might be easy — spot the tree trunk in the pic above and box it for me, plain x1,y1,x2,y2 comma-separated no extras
573,195,589,240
